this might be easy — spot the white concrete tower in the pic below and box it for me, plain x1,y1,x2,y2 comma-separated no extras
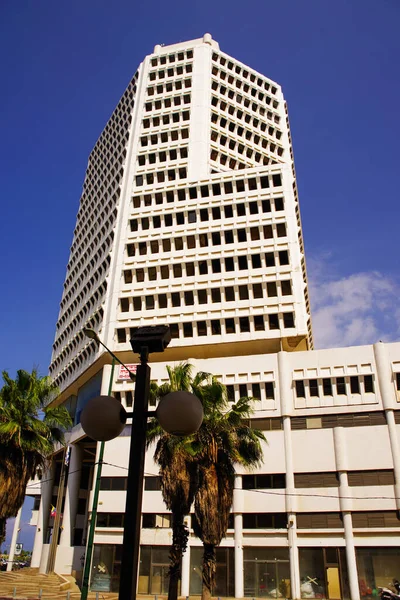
49,34,312,398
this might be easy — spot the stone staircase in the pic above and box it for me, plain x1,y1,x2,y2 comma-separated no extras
0,568,73,599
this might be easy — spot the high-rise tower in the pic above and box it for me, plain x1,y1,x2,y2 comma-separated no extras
50,34,312,394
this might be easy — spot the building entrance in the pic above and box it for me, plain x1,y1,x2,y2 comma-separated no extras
244,560,291,598
244,548,291,598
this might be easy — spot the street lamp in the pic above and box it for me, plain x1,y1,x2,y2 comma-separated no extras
80,329,136,600
79,325,203,600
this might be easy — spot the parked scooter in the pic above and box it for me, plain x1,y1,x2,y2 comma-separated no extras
380,581,400,600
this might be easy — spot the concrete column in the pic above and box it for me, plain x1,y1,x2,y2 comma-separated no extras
287,515,300,600
31,499,44,568
233,475,244,598
7,506,22,571
373,342,400,509
60,444,82,546
277,352,300,599
38,463,55,573
181,516,191,597
333,428,360,600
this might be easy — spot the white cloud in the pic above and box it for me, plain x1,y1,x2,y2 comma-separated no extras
308,256,400,349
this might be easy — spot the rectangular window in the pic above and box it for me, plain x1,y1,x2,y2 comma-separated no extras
198,289,207,304
173,264,182,277
295,380,306,398
364,375,374,393
211,320,221,335
336,377,347,395
283,312,295,328
171,292,180,307
197,321,207,336
145,296,155,310
268,314,279,330
159,294,167,309
254,315,264,331
211,288,221,303
238,256,248,270
184,291,194,305
225,230,234,244
125,391,133,407
170,324,179,339
281,280,292,295
225,287,235,302
309,379,319,397
225,318,236,334
265,382,275,399
212,259,221,273
323,378,333,396
350,376,360,394
239,317,250,332
253,283,263,299
265,253,275,267
183,323,193,338
278,250,289,265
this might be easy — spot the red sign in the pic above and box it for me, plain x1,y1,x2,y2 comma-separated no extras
118,364,138,380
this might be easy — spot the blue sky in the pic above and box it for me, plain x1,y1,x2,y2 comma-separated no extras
1,0,400,548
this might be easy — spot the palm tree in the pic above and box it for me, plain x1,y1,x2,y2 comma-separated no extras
147,363,210,600
148,363,265,600
0,369,72,543
191,378,265,600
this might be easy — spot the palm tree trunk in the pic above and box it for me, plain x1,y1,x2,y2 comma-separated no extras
202,543,216,600
168,515,188,600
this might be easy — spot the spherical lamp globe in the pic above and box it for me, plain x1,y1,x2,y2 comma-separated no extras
156,391,203,436
80,395,127,441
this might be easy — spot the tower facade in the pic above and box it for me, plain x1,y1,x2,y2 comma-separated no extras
50,34,312,395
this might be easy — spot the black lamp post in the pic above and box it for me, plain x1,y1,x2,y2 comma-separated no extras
80,325,203,599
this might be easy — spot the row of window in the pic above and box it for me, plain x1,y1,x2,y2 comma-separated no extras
291,411,386,430
294,470,395,488
140,127,189,147
123,252,290,286
127,225,288,259
297,511,400,529
142,106,191,129
211,113,283,157
135,167,187,187
116,312,295,343
144,85,192,114
150,49,193,67
96,510,400,531
147,70,192,96
211,129,282,164
137,146,188,167
103,470,395,494
295,376,375,398
211,79,280,125
120,280,293,313
210,148,276,171
149,63,193,81
211,52,278,95
212,97,282,139
130,200,284,233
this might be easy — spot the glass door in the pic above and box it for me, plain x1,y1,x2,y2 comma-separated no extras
151,564,169,594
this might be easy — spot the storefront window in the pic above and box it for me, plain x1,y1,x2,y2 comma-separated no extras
190,547,234,597
357,548,400,597
244,547,290,598
299,547,350,600
91,544,122,592
138,546,171,595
